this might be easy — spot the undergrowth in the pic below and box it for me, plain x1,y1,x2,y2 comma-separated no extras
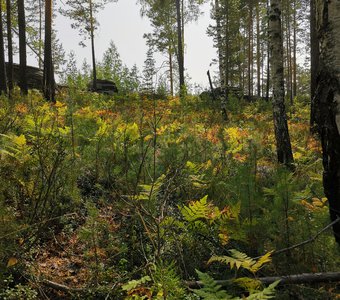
0,90,338,299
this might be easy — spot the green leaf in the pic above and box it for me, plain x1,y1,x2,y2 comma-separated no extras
121,276,151,292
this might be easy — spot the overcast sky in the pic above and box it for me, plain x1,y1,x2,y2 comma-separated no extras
51,0,217,89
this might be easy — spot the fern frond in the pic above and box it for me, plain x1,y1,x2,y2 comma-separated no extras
251,251,273,272
208,250,254,271
192,270,236,300
180,195,211,222
246,280,280,300
208,250,273,273
233,277,261,290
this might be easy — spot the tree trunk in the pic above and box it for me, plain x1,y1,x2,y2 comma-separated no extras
169,46,174,96
292,0,297,98
18,0,28,95
248,0,253,97
224,0,229,89
256,1,261,97
176,0,185,95
0,2,7,94
285,0,293,105
315,0,340,245
269,0,294,168
43,0,55,102
39,0,43,69
310,0,319,131
6,0,13,92
215,0,224,88
266,0,270,101
89,0,97,91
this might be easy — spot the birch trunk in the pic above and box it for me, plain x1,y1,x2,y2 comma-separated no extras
269,0,294,167
315,0,340,245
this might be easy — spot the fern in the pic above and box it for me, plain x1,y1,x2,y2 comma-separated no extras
208,250,273,273
192,270,235,300
135,174,166,201
246,281,280,299
121,276,151,292
180,195,211,222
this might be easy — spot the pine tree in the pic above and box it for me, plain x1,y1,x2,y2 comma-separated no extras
60,0,117,91
142,46,156,94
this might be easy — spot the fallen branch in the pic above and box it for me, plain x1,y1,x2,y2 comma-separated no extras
41,280,85,294
185,272,340,288
42,271,340,294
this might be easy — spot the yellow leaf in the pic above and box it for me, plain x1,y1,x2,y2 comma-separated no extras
54,101,65,108
7,257,18,267
13,134,26,147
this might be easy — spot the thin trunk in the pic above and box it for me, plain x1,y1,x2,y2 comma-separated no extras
292,0,297,98
169,46,173,96
287,0,293,104
248,0,253,97
269,0,294,168
6,0,13,92
310,0,319,131
256,1,261,97
215,0,224,88
18,0,28,94
176,0,185,94
315,0,340,245
207,70,216,101
0,2,7,94
284,0,292,105
39,0,43,69
224,0,229,89
266,0,270,101
43,0,55,102
89,0,97,90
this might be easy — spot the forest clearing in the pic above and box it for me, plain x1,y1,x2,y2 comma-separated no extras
0,0,340,299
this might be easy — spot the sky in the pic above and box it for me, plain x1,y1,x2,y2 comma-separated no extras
51,0,217,89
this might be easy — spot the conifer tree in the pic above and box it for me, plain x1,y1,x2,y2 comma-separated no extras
60,0,116,91
142,46,156,94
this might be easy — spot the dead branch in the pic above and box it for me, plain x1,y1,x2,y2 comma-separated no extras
185,272,340,288
41,280,85,293
271,216,340,257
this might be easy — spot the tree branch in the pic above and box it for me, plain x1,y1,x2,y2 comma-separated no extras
268,216,340,258
185,272,340,288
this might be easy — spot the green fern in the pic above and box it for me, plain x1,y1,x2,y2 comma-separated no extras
180,195,211,222
246,281,280,300
121,276,151,292
135,174,166,201
192,270,235,300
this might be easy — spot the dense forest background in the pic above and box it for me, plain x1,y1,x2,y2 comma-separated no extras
0,0,340,299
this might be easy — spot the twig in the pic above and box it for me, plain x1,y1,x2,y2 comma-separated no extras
0,213,78,240
262,216,340,258
41,280,84,293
